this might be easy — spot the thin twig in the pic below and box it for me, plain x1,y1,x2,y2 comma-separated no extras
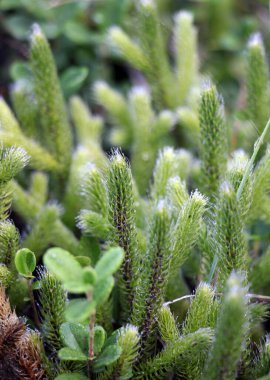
163,294,196,306
28,279,41,328
86,291,95,379
164,293,270,307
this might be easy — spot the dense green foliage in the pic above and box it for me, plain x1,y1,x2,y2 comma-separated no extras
0,1,270,379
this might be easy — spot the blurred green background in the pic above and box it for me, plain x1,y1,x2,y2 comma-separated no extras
0,0,269,108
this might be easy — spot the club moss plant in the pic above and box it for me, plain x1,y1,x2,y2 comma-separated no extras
0,1,270,379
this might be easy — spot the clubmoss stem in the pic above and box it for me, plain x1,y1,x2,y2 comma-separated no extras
208,116,270,283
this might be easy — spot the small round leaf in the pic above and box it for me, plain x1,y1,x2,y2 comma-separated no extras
58,347,87,362
93,344,122,369
15,248,36,276
75,256,91,267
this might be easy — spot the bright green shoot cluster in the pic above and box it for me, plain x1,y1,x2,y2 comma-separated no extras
79,148,207,347
0,147,28,288
96,4,201,195
30,24,72,182
109,1,199,109
94,83,174,194
246,33,270,136
202,272,249,380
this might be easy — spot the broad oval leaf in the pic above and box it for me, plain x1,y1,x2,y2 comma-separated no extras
60,322,89,355
63,280,93,294
65,298,96,323
94,276,114,306
43,247,83,285
63,267,96,293
64,21,102,45
10,62,32,81
4,15,30,39
95,247,124,281
58,347,87,361
60,66,88,97
94,325,106,354
15,248,36,276
93,344,122,369
101,330,118,350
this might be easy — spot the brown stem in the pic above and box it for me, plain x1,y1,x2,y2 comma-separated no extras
28,279,40,328
87,291,96,379
89,313,96,358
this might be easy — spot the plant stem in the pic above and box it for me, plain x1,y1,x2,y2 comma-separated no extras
89,313,96,358
236,117,270,201
208,116,270,284
28,278,40,328
87,291,96,379
164,293,270,306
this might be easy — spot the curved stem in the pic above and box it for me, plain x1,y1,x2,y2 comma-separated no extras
28,278,40,328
